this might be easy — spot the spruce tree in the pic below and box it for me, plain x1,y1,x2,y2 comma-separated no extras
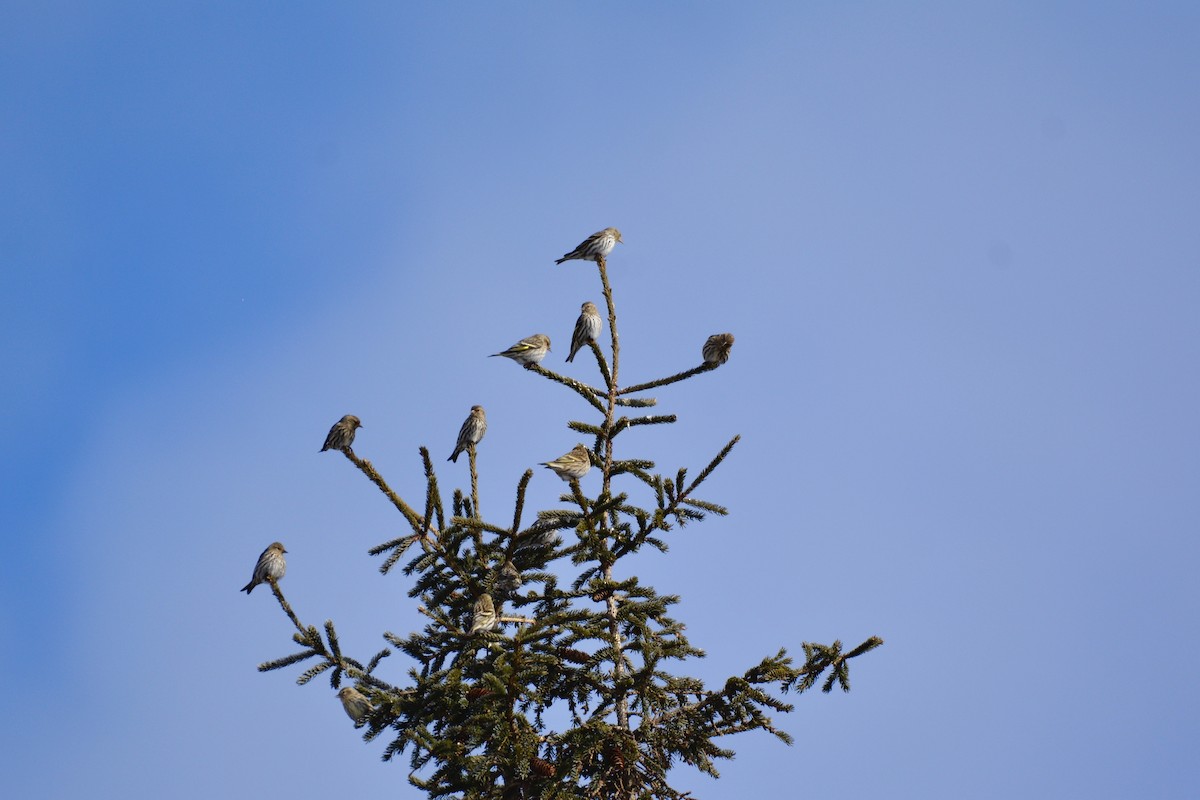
251,241,883,799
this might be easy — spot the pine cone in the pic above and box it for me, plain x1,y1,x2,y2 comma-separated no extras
558,647,590,664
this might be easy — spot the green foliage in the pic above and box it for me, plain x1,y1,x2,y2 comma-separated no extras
253,255,882,799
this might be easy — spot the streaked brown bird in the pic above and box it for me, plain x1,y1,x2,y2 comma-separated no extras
566,301,603,363
337,686,373,725
496,559,522,597
555,227,622,265
470,593,500,634
321,414,362,452
702,333,735,366
241,541,287,594
448,405,487,463
540,443,593,482
490,333,551,368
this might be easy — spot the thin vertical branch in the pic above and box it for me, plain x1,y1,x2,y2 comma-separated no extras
596,255,630,735
606,586,629,730
510,469,533,542
469,444,481,522
597,256,619,511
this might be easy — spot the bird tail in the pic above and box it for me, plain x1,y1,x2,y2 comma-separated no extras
241,582,255,594
448,451,459,463
554,257,567,265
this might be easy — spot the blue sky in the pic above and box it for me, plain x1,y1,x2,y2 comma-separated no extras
2,3,1198,797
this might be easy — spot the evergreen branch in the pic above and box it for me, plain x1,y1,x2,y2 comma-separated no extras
326,619,342,660
595,259,630,740
844,635,885,660
449,517,511,537
265,578,408,696
568,420,606,437
342,449,425,531
624,414,677,429
596,256,620,393
374,535,418,576
682,434,739,497
611,466,656,489
524,364,607,413
257,649,319,672
628,436,740,545
596,256,620,506
269,578,304,634
296,660,334,686
569,480,598,539
368,534,415,558
367,648,392,674
588,340,613,390
510,469,533,544
611,458,656,472
679,498,728,515
618,363,717,396
419,447,445,536
468,445,481,540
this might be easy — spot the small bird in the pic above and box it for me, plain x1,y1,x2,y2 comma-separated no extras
566,301,603,363
514,526,562,559
241,541,287,594
702,333,735,366
337,686,374,725
540,443,593,482
496,559,522,598
555,228,623,265
470,593,500,634
448,405,487,463
321,415,362,453
490,333,551,368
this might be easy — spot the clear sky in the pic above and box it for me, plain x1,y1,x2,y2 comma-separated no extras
2,3,1198,798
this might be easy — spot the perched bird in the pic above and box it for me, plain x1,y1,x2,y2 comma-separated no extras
496,559,522,597
490,333,551,368
702,333,735,366
514,525,562,559
555,227,623,265
470,593,500,634
566,301,603,363
448,405,488,463
337,686,373,725
321,415,362,453
540,443,593,482
241,541,287,594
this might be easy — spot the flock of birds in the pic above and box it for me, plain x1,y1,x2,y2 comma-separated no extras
241,227,735,725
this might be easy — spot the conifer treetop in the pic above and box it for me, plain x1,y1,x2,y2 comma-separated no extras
252,242,882,800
